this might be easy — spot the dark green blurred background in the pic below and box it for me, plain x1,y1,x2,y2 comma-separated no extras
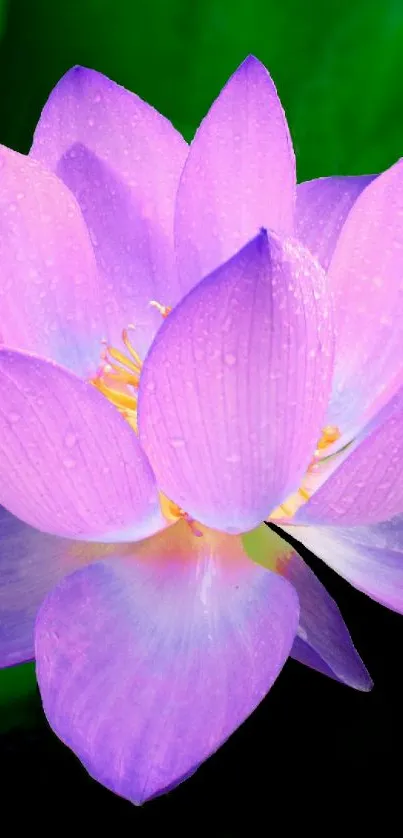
1,0,403,817
1,0,403,177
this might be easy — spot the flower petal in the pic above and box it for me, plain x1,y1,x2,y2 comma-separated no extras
35,520,298,804
324,159,403,437
243,524,371,690
175,55,296,290
296,380,403,526
0,507,129,667
30,67,188,356
295,175,376,270
284,516,403,613
0,145,104,377
0,349,164,541
138,230,334,534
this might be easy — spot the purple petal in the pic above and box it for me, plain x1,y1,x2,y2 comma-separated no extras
30,67,188,356
0,145,105,377
0,506,128,667
285,516,403,613
296,380,403,526
324,159,403,437
295,175,376,271
35,521,298,804
175,55,296,290
0,349,164,541
243,524,371,690
138,231,334,534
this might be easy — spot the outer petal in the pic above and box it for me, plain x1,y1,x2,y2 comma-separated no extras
284,516,403,613
35,520,298,805
30,67,188,356
295,175,376,271
243,524,371,690
0,349,164,541
175,55,296,289
324,159,403,437
296,380,403,526
0,145,104,377
0,507,133,667
138,231,334,534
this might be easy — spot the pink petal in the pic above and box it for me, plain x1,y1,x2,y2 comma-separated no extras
0,145,104,377
138,231,334,534
0,349,164,541
324,159,403,438
243,524,371,690
296,175,376,270
0,506,128,667
296,381,403,525
30,67,188,356
175,55,296,290
35,520,298,804
284,516,403,613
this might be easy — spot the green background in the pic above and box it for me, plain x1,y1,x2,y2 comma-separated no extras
1,0,403,728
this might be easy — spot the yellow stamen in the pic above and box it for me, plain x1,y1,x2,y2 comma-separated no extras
122,326,143,369
315,424,341,452
91,377,138,412
159,492,203,537
107,346,142,376
91,305,203,538
150,300,172,318
269,424,342,520
102,365,140,388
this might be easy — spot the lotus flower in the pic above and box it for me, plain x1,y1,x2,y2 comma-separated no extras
1,55,403,805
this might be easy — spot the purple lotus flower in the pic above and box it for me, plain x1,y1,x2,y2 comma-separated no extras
1,54,403,804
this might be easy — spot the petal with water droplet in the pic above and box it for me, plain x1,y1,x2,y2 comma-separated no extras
175,55,296,289
283,515,403,613
243,524,371,690
296,380,403,525
35,520,298,804
0,349,164,541
324,159,403,438
30,66,188,357
0,145,105,377
0,506,131,666
138,230,334,533
295,174,376,271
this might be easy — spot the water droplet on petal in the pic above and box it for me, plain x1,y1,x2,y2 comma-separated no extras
9,412,20,424
169,437,185,449
224,352,236,366
63,457,76,469
64,432,77,449
225,453,241,464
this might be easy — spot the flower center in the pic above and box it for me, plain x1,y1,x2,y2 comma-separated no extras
91,324,142,431
269,425,342,520
90,301,204,535
91,310,342,529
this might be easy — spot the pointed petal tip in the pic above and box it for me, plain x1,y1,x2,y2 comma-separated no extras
360,673,374,693
231,55,280,92
237,54,271,77
52,65,93,87
240,53,264,67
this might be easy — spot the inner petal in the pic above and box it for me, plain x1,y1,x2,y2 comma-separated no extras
90,306,200,535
